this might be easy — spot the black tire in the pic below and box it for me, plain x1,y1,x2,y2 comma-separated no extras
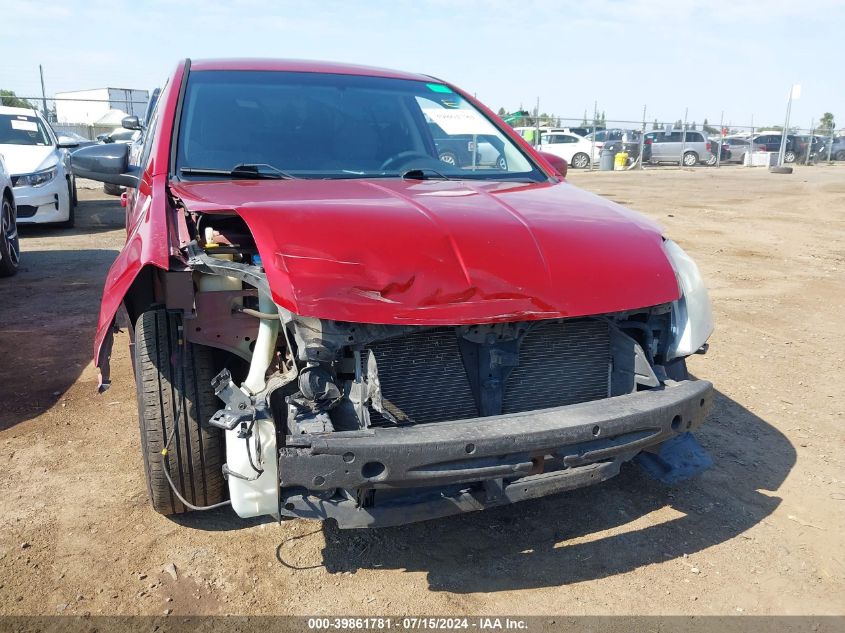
682,151,698,167
0,192,20,277
783,150,796,163
70,175,78,205
103,182,123,196
770,166,793,174
54,178,75,228
134,309,226,515
835,150,845,161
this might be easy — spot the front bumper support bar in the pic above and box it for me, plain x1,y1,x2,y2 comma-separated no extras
279,379,713,528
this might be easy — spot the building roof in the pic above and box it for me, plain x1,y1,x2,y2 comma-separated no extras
0,105,39,116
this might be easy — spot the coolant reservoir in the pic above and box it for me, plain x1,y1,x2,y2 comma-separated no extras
197,227,242,293
225,418,279,518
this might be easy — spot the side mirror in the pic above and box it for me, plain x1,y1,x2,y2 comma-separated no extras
57,136,79,149
121,115,143,131
538,151,568,178
71,142,139,188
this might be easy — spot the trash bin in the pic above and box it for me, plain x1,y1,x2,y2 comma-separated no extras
614,151,629,170
600,149,615,171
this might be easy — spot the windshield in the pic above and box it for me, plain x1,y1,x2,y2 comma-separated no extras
0,113,52,146
176,70,542,181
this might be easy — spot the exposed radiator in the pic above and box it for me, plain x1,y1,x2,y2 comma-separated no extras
367,329,479,424
502,320,610,414
366,320,611,425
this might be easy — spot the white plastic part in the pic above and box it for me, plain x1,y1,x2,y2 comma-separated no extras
663,239,714,359
196,236,241,294
242,291,279,394
225,418,278,518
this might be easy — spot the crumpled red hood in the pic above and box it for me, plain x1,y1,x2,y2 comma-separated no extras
170,178,679,324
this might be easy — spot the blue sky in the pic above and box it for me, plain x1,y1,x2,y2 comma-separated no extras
2,0,842,130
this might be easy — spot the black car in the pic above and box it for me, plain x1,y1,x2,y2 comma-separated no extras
752,133,806,163
829,136,845,161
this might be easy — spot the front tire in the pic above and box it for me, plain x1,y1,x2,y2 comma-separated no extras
103,182,123,196
784,150,796,163
0,193,20,277
682,151,698,167
134,309,227,515
54,178,76,228
571,152,590,169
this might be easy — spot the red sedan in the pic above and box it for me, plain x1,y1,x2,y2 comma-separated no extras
73,59,714,528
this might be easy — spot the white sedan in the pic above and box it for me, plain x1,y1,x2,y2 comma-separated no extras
0,106,77,227
538,132,596,169
0,152,19,276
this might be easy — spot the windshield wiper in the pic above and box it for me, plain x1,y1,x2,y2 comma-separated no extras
180,163,295,179
401,167,452,181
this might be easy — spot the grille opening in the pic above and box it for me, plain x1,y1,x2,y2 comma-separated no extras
366,319,612,426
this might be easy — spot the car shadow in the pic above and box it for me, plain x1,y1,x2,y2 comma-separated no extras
312,387,793,591
0,195,123,430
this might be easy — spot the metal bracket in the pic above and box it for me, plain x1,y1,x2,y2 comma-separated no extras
209,369,255,430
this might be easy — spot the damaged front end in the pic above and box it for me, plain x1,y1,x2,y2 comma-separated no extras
184,231,712,527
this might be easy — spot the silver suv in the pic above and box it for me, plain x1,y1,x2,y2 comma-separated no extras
644,129,714,166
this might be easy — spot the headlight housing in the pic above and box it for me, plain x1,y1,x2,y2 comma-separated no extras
663,239,714,359
13,167,57,188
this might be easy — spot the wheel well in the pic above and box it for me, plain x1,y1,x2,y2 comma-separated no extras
123,265,160,328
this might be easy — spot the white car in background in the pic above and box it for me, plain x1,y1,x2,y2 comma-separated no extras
0,106,77,227
538,131,596,169
0,153,19,276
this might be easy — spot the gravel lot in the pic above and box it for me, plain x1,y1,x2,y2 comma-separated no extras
1,166,843,616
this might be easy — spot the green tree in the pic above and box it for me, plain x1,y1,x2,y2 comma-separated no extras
497,107,506,116
581,109,588,126
0,90,34,109
819,112,835,133
652,118,659,130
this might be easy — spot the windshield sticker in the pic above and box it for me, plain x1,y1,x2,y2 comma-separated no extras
426,83,453,94
422,108,496,136
10,120,37,132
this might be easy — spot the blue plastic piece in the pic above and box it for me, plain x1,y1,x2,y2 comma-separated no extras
253,254,263,267
634,432,713,484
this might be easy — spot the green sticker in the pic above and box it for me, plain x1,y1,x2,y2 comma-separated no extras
427,83,453,94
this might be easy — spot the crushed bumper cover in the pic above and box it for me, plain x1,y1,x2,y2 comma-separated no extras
279,379,713,528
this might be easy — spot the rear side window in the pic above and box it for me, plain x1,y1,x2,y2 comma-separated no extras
686,132,703,142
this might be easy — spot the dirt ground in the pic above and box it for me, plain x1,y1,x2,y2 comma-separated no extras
1,166,843,617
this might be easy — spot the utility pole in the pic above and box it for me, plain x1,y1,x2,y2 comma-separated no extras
679,107,689,167
534,96,540,148
778,85,799,167
38,65,48,119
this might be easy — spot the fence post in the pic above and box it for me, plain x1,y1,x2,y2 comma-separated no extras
679,107,688,168
716,111,724,168
590,101,597,171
